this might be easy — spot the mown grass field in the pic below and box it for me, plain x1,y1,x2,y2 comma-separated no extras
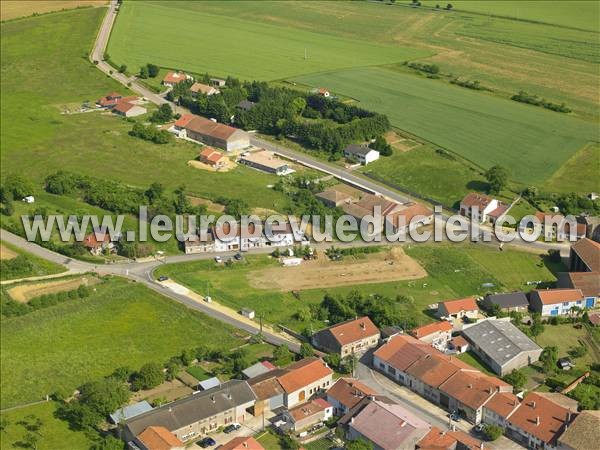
0,8,290,211
107,1,430,80
543,143,600,194
155,244,561,332
0,277,244,408
295,66,598,184
0,402,92,450
0,240,66,281
420,1,599,31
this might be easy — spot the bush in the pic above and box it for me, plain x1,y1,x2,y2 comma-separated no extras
483,424,503,441
407,62,440,74
129,123,172,144
131,362,165,391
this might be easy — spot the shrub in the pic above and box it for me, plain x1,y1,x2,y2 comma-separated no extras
483,424,503,441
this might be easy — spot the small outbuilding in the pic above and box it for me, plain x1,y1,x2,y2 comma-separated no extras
197,376,221,391
241,308,255,319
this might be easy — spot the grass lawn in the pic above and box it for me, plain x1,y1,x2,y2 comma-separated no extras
186,365,212,382
534,323,598,370
0,277,244,408
543,143,600,194
457,351,496,376
294,66,598,184
420,1,599,31
0,240,66,281
0,8,290,212
256,430,284,450
155,243,561,332
0,401,93,450
304,437,335,450
107,1,429,80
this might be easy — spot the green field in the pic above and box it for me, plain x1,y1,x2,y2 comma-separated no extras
543,143,600,194
0,277,243,408
0,8,290,211
420,1,599,31
107,1,429,80
155,244,561,332
0,240,66,281
294,66,598,183
0,402,92,450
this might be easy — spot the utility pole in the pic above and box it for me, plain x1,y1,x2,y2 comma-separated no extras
304,47,308,60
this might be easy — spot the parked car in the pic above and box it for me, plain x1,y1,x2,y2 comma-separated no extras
157,276,169,282
234,253,243,261
449,412,461,422
214,256,222,263
223,423,241,434
198,437,216,448
474,423,485,433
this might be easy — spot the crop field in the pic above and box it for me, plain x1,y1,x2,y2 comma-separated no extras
419,1,599,31
107,1,430,80
155,243,560,332
295,66,598,184
0,1,105,22
0,8,291,212
6,275,99,303
0,277,243,408
543,143,600,194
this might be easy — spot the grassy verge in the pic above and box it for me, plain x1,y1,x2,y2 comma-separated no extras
0,277,244,408
0,240,66,281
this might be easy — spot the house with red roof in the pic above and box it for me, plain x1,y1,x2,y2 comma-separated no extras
162,71,193,87
529,288,588,316
311,316,380,357
282,398,333,432
218,436,264,450
198,147,226,168
385,202,434,234
82,229,114,256
173,113,249,151
459,193,508,224
569,237,600,273
190,82,219,97
276,357,333,408
326,378,377,416
409,321,453,350
135,426,184,450
417,426,486,450
96,92,146,117
437,297,479,320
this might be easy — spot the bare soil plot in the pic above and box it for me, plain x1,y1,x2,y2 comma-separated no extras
0,244,18,260
7,276,99,303
188,196,225,213
187,157,236,173
384,131,422,153
0,1,106,21
130,379,193,404
247,247,427,291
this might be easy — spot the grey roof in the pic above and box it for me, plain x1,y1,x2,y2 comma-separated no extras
344,144,376,157
237,100,255,111
109,400,153,424
198,377,222,390
462,319,541,366
124,380,256,437
242,361,272,379
485,292,529,309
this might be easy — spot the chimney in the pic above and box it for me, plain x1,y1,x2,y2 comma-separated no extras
243,443,248,449
351,417,355,424
480,442,484,449
567,411,572,422
168,406,172,413
360,322,366,331
531,401,536,409
468,384,473,389
536,416,540,426
211,395,216,403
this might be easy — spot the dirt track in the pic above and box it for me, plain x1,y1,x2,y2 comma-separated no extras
7,276,99,303
247,247,427,291
0,244,18,260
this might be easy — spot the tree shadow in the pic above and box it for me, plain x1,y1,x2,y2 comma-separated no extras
466,180,490,192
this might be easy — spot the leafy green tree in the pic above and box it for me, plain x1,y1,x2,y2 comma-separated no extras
540,346,558,374
173,185,192,214
150,104,173,123
503,369,527,391
90,435,125,450
485,165,509,194
483,424,503,441
273,345,293,366
131,363,165,391
291,97,307,115
111,367,133,383
78,378,130,416
0,417,9,433
372,135,393,156
139,66,149,79
181,349,196,366
300,342,315,358
118,64,127,74
147,63,160,78
346,438,374,450
4,173,34,199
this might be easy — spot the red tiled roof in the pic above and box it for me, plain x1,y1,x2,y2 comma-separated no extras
488,203,509,218
327,316,380,346
174,113,196,128
410,321,452,339
508,392,574,446
190,82,218,95
373,334,432,371
82,232,110,249
326,378,377,410
277,358,333,394
387,202,433,228
163,71,188,84
417,427,485,450
450,336,469,347
406,354,462,388
461,192,493,209
439,297,479,315
288,399,330,422
179,114,241,141
484,391,520,419
589,312,600,326
534,289,584,305
113,101,135,113
564,272,600,297
219,436,264,450
571,238,600,272
439,371,500,410
137,426,183,450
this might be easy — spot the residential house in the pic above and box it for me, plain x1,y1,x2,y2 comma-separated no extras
317,88,330,97
242,361,276,380
505,392,576,450
373,334,512,424
190,82,220,97
134,426,184,450
385,202,434,234
340,396,431,450
557,271,599,307
82,229,113,256
449,336,470,354
211,221,307,253
437,297,479,320
417,426,486,450
210,78,227,87
199,147,226,168
569,238,600,272
326,378,377,416
461,318,542,376
482,391,520,429
343,144,380,165
277,358,333,408
236,100,256,111
459,193,508,224
162,71,193,87
113,100,146,117
409,321,453,351
247,369,287,416
109,400,153,425
218,436,264,450
183,232,215,254
238,150,292,175
311,316,380,357
483,292,529,313
173,114,249,151
531,212,586,241
96,92,123,108
315,184,361,208
123,380,256,444
529,289,589,316
282,398,333,432
557,410,600,450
